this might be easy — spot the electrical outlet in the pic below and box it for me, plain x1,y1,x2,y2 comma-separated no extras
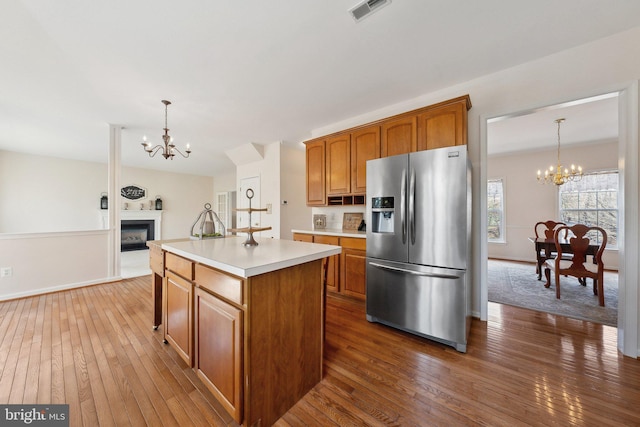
0,267,12,278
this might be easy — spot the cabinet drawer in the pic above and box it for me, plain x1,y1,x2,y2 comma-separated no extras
293,233,313,243
149,246,164,275
340,237,366,251
166,252,194,280
195,264,244,306
313,235,339,245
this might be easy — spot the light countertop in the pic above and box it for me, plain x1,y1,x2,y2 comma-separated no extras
292,228,366,239
162,236,341,278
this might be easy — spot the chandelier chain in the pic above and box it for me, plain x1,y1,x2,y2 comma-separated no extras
536,117,582,186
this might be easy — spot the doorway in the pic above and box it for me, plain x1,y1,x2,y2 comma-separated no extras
485,93,621,325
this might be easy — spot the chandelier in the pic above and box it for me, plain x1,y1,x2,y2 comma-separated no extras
141,100,191,159
536,118,582,185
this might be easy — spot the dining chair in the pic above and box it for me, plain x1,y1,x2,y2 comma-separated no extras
543,224,607,306
534,220,568,240
534,220,568,276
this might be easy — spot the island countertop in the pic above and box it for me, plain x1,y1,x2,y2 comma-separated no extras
162,236,341,278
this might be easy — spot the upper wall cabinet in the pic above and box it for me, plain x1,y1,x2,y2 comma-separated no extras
417,97,469,150
305,95,471,206
381,116,417,157
351,125,381,194
306,139,326,206
326,133,352,196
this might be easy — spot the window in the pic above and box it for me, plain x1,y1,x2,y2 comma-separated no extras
558,171,618,248
487,178,505,242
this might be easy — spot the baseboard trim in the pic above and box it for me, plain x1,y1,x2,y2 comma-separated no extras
0,276,122,302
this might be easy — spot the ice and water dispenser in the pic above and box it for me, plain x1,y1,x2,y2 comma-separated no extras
371,197,395,233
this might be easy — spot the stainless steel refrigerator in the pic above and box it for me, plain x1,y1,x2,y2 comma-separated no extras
365,146,471,352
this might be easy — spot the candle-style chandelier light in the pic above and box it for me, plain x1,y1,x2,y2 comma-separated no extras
141,100,191,159
536,118,582,186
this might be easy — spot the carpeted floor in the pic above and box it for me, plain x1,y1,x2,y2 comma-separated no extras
488,259,618,327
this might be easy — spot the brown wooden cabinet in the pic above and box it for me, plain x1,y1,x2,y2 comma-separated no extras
312,235,340,293
340,237,367,299
293,232,366,300
149,243,164,329
164,253,195,366
351,125,381,194
325,133,351,196
194,287,243,423
417,97,469,150
306,139,326,206
293,233,313,243
382,115,417,157
193,259,322,426
305,95,470,204
164,270,193,366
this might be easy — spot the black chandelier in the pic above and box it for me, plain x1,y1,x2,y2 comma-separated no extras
141,100,191,159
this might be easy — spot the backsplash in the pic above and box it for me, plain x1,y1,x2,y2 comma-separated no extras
310,205,366,229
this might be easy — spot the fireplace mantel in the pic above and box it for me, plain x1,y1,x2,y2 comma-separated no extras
100,210,163,240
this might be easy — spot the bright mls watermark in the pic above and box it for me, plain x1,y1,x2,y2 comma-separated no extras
0,405,69,426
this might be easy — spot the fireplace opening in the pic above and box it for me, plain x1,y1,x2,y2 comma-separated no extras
121,220,155,252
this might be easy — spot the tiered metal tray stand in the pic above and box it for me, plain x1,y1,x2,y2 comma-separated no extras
228,188,272,246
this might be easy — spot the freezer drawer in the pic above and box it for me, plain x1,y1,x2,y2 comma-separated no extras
365,258,470,352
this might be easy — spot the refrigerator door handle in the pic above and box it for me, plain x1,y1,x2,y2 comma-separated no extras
369,262,461,280
409,168,416,245
401,168,406,244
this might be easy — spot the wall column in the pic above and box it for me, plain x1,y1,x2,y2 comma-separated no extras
108,124,122,278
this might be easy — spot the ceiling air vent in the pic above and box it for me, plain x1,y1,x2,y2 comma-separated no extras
349,0,392,22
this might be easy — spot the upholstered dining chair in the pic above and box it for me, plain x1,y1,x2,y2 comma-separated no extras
543,224,607,306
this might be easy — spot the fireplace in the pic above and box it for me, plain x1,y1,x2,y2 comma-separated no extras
121,220,155,252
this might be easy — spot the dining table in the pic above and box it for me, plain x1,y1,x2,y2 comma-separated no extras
529,236,600,280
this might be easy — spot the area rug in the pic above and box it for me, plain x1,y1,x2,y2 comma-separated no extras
488,259,618,327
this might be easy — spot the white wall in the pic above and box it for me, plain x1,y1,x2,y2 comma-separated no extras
233,142,310,240
487,141,619,269
0,230,110,300
0,161,214,300
280,145,311,240
213,170,237,195
121,166,215,239
0,150,107,233
236,141,281,238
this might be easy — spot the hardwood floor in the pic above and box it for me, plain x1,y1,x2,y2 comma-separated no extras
1,276,639,426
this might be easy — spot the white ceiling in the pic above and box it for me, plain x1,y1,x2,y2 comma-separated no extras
488,93,619,156
1,1,638,177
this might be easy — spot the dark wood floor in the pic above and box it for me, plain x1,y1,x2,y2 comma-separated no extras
1,276,639,426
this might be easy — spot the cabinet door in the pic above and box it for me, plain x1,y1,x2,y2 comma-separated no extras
306,140,326,206
313,235,340,293
164,271,193,366
417,100,467,150
325,133,351,195
351,126,380,194
340,238,367,299
341,249,367,299
194,288,243,423
381,115,417,157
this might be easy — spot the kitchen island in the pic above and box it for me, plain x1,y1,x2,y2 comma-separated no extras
156,236,341,426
